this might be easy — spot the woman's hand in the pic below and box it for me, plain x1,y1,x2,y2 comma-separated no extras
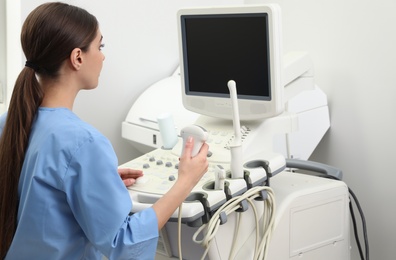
177,136,209,190
117,168,143,187
152,137,209,229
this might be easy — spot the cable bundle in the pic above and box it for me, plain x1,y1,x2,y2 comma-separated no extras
177,186,276,260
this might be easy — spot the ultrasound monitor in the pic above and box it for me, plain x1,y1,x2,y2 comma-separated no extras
177,5,283,121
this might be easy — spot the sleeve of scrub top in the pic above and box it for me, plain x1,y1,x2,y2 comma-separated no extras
63,133,159,259
0,111,7,135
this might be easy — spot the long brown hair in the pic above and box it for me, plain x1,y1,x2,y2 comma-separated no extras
0,3,98,258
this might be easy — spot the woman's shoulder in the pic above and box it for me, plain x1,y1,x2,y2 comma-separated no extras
36,108,108,146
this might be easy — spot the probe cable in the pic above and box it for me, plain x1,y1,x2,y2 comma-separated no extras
349,187,369,260
188,186,276,260
177,204,183,260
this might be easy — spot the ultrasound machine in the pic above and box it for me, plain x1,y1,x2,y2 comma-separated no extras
120,4,350,260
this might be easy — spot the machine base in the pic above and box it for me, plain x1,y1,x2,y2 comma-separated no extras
155,172,350,260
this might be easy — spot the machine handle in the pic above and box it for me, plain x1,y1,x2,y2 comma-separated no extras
285,158,343,180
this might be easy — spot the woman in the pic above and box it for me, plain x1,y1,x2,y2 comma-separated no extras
0,2,209,259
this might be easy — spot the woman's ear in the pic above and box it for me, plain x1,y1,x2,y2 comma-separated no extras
70,48,83,70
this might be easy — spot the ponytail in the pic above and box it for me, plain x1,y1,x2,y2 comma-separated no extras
0,67,43,258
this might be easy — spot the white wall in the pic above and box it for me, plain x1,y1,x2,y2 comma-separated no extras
246,0,396,259
0,0,7,112
8,0,396,259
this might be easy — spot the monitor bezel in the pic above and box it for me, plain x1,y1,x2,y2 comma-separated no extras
177,5,283,121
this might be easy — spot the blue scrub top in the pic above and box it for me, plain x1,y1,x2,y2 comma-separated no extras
0,108,158,259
